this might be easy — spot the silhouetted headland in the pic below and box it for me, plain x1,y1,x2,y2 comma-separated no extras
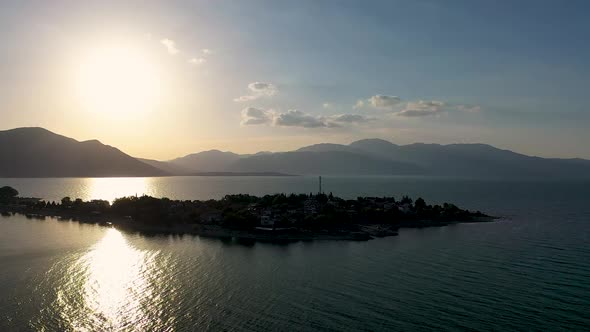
0,186,496,242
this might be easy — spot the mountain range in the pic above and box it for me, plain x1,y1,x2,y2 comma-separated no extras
1,127,588,178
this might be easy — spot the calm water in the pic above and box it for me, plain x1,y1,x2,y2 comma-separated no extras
1,176,589,331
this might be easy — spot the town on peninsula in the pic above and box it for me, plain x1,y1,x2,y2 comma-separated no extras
0,181,495,242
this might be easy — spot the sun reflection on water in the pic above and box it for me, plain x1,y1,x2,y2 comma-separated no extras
87,177,150,202
82,229,153,329
53,229,161,331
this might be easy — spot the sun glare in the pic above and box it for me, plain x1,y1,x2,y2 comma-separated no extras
75,46,161,116
87,177,150,202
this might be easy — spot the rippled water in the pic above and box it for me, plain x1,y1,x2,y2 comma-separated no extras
1,176,589,331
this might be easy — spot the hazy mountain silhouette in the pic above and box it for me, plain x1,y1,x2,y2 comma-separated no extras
296,143,363,153
349,138,400,154
1,127,588,178
227,151,422,175
137,158,193,175
337,139,590,178
169,150,241,172
161,138,590,178
0,127,165,177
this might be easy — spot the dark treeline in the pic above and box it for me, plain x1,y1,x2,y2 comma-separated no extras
1,186,490,231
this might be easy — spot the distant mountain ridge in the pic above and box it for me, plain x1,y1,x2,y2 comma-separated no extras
227,151,422,175
0,127,165,177
164,137,590,178
169,150,241,172
1,127,589,178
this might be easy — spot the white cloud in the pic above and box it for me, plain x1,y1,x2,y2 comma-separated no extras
353,93,482,117
328,114,373,124
188,57,206,65
323,102,334,109
241,107,272,125
396,100,445,117
202,48,213,55
368,95,402,110
234,82,278,102
240,107,372,128
248,82,277,95
274,110,326,128
354,95,402,110
160,38,179,55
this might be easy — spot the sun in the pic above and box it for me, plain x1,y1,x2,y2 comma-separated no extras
75,46,161,116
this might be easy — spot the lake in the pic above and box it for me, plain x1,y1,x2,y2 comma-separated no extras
1,176,589,331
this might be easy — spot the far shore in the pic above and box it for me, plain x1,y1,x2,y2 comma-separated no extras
189,172,297,177
1,208,497,243
1,186,497,242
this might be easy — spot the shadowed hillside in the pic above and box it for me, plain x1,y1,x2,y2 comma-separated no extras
0,128,166,177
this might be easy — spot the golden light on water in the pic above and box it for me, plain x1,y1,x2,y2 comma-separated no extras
82,229,152,328
87,177,150,202
55,229,159,331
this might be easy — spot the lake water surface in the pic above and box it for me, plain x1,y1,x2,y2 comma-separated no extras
1,176,589,331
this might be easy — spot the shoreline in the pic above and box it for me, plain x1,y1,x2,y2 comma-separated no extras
1,187,498,243
1,208,497,242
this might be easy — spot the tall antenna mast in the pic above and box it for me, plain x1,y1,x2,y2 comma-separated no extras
319,175,322,194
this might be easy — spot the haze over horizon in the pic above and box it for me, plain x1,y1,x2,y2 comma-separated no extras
1,0,589,159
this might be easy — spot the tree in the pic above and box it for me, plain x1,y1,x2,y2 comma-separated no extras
61,197,72,206
400,196,413,205
0,186,18,198
0,186,18,202
415,197,426,210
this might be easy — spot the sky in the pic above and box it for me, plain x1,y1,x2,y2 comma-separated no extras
0,0,589,160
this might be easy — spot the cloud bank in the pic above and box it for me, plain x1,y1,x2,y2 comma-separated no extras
355,94,481,117
240,108,372,128
274,110,327,128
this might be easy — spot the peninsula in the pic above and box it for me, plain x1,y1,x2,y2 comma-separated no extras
0,186,495,242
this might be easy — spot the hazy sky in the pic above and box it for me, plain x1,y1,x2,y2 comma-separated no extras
1,0,589,159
